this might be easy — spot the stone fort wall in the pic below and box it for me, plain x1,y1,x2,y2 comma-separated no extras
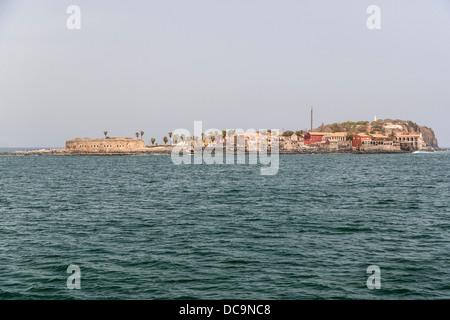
66,138,146,152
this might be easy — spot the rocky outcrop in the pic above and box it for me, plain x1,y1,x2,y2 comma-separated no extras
418,126,439,148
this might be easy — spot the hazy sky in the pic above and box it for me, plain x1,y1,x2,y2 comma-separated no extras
1,0,449,147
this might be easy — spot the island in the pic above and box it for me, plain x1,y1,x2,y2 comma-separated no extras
0,119,444,156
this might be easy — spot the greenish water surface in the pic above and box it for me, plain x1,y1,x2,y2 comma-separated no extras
0,153,448,299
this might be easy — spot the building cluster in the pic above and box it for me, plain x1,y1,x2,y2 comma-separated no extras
282,131,424,151
65,127,426,153
176,130,426,152
278,131,425,151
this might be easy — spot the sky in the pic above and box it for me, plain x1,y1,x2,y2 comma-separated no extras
0,0,449,147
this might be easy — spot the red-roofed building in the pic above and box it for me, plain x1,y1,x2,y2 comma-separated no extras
304,132,328,145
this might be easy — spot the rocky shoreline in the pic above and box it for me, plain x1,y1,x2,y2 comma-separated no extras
0,150,434,156
2,147,447,156
0,147,173,156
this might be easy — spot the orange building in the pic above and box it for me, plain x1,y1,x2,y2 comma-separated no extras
352,134,372,148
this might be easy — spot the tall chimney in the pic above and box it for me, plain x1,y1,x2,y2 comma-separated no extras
310,106,313,132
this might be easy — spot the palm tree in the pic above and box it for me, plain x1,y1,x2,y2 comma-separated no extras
173,134,179,144
163,136,168,145
104,131,108,138
222,130,227,146
169,132,173,145
140,131,144,139
135,132,139,139
151,138,156,145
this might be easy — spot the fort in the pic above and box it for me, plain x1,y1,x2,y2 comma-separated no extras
65,138,146,152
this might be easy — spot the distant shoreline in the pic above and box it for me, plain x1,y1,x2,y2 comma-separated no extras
0,148,447,156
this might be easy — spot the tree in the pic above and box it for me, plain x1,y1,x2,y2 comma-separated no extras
295,130,304,138
346,132,355,141
330,123,343,133
173,134,179,144
104,131,108,138
135,132,140,139
388,131,397,141
222,130,227,145
169,132,173,144
140,131,144,139
163,136,168,145
282,130,294,137
151,138,155,145
357,126,368,133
